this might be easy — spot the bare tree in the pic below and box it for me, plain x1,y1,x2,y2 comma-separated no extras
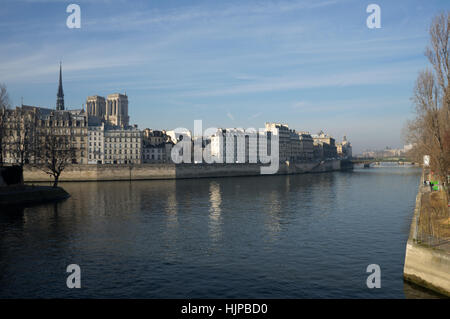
9,109,37,167
0,109,6,166
35,125,76,187
0,84,11,165
406,12,450,195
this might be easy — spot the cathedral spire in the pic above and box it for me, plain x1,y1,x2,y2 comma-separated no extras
56,61,65,111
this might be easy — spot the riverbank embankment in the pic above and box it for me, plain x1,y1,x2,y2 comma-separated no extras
403,173,450,297
23,160,342,182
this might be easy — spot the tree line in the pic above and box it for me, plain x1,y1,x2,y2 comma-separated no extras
405,12,450,198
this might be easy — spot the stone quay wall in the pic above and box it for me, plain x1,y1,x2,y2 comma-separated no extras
23,160,341,183
403,177,450,297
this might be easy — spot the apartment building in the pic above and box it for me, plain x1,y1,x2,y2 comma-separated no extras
88,123,142,164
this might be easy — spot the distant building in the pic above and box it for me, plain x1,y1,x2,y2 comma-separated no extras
361,145,411,159
86,95,106,118
210,128,250,163
142,129,173,163
88,123,142,164
288,130,314,162
85,89,145,165
87,124,105,164
289,129,301,162
265,123,290,162
312,131,337,159
143,129,172,145
264,123,316,162
166,129,192,144
336,136,352,159
209,128,270,164
86,93,129,128
142,144,173,163
2,105,88,164
106,93,129,127
298,132,314,161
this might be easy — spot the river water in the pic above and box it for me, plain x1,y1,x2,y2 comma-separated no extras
0,166,444,298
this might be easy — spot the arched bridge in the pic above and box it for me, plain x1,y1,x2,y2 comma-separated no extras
351,158,414,167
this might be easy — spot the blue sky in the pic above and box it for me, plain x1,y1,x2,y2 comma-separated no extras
1,0,449,153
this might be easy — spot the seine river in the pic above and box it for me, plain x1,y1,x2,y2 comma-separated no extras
0,166,444,298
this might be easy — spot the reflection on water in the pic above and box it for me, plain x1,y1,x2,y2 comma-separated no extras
0,167,444,298
209,182,222,242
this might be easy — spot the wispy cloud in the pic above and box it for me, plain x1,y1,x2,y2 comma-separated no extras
183,63,416,97
250,112,262,119
82,0,341,31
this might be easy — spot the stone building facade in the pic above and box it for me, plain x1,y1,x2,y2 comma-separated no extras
106,93,129,127
211,129,248,163
264,123,315,162
88,123,142,165
86,93,129,128
336,136,352,159
87,124,105,164
85,91,144,165
142,129,173,163
265,123,290,162
1,105,88,164
142,144,173,163
296,132,314,161
312,131,337,159
86,95,106,118
209,128,271,164
143,129,172,145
